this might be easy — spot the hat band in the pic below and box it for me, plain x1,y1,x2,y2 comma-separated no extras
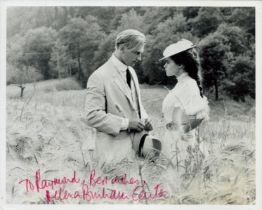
138,133,148,157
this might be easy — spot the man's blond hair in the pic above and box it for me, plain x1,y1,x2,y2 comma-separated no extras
115,29,146,50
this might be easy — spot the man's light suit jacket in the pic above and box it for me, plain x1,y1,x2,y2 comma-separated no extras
85,56,148,165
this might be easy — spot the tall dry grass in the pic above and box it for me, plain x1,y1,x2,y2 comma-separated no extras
6,81,255,204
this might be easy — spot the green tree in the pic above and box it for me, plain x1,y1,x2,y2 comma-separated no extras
6,34,25,67
22,27,57,79
228,8,255,36
199,23,254,100
189,8,223,38
182,7,200,20
93,31,118,71
6,62,42,97
215,23,248,56
49,40,77,78
116,9,145,32
57,16,105,83
7,33,44,96
77,7,117,34
223,55,255,101
199,33,230,100
141,36,165,84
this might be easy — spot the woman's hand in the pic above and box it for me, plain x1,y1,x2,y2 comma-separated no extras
166,121,183,132
182,117,203,133
195,108,209,121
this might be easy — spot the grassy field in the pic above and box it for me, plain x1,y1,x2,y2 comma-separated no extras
6,78,255,204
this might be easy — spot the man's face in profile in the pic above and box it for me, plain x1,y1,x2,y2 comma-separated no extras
120,44,144,67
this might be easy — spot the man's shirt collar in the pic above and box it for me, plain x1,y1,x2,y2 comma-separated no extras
111,54,128,73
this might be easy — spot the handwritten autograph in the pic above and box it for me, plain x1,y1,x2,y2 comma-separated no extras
19,169,168,203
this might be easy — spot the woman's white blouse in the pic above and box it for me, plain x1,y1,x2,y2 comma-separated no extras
162,72,209,124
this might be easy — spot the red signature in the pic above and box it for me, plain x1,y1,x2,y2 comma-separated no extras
19,169,168,203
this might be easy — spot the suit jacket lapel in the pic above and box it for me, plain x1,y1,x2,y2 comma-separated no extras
113,79,133,102
110,61,136,110
128,68,142,118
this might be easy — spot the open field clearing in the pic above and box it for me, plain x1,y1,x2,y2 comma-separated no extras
6,79,255,204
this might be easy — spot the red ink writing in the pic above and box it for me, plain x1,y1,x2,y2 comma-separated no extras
35,169,80,192
132,184,168,201
18,169,168,203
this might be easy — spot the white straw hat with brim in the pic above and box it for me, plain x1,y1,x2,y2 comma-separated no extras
159,39,196,61
132,132,161,159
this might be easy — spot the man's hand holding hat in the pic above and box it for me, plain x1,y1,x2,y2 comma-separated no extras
144,118,153,131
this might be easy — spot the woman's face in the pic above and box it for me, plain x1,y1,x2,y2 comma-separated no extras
164,57,181,77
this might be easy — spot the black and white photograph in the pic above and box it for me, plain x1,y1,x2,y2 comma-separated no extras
0,0,261,209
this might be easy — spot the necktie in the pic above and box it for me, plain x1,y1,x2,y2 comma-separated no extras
126,68,131,88
126,68,141,118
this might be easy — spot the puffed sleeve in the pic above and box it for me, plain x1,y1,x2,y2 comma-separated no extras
176,80,209,120
195,96,209,121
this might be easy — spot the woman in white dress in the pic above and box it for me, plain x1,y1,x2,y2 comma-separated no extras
160,39,209,177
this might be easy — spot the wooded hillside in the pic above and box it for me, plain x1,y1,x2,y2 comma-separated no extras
7,7,255,101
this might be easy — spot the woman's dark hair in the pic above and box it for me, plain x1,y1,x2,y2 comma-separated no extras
170,49,203,97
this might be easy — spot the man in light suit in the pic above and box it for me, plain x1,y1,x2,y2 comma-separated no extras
85,29,154,166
